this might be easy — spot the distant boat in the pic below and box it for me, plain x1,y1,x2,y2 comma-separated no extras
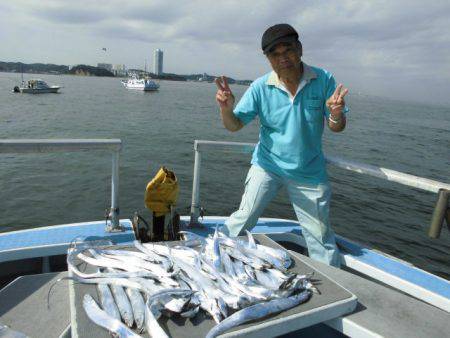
13,79,60,94
121,76,159,91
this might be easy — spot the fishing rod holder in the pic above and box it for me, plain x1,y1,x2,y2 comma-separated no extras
428,189,450,239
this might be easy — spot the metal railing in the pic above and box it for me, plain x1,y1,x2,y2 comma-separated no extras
0,139,123,231
190,140,450,234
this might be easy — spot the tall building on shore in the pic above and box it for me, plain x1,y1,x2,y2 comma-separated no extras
153,49,163,75
113,64,127,77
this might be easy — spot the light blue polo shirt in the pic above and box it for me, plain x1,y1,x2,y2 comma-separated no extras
233,63,348,184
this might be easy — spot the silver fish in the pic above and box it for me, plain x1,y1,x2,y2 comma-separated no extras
244,263,256,280
158,294,190,313
101,248,155,261
73,275,157,295
133,240,173,271
107,269,135,327
245,230,257,249
243,246,287,272
232,258,252,284
256,244,292,268
221,245,269,270
144,289,193,337
206,290,311,338
201,258,264,304
198,292,223,324
254,269,282,290
97,251,175,278
180,305,200,318
125,287,146,333
83,294,142,338
68,248,161,280
219,247,236,279
97,283,121,321
83,249,136,271
211,226,222,270
171,256,223,301
219,233,291,269
144,300,168,338
180,293,201,318
265,268,297,289
219,237,286,271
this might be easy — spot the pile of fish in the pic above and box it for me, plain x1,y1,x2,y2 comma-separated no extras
67,229,315,338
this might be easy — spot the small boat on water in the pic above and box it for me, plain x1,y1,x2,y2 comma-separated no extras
13,79,60,94
121,76,159,91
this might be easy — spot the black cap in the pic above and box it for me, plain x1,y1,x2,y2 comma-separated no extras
261,24,299,54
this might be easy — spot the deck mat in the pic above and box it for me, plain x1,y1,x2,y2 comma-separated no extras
69,234,357,338
0,272,70,338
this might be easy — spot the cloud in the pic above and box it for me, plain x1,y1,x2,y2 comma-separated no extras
33,7,108,24
121,2,184,24
97,22,165,44
0,0,449,103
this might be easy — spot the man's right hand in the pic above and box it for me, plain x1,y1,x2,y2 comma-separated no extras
215,76,235,110
214,76,243,132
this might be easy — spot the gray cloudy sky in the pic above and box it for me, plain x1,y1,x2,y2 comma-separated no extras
1,0,449,104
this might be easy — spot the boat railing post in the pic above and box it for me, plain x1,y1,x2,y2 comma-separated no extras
107,149,123,232
190,139,450,237
428,189,450,238
190,141,202,225
0,139,123,231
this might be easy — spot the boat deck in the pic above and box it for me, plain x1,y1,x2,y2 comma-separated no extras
290,250,450,338
0,272,70,338
0,220,135,263
1,246,449,337
0,218,449,337
1,217,449,312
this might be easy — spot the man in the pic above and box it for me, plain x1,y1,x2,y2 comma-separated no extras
214,23,349,267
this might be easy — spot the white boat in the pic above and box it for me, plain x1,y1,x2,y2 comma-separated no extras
13,79,60,94
121,76,159,91
0,139,449,338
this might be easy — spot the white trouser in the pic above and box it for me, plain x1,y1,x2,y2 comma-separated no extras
223,165,341,267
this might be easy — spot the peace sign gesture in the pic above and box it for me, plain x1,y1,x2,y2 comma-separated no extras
215,76,235,110
326,84,349,116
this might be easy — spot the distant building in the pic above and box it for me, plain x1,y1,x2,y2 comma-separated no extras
198,73,208,81
97,63,113,72
113,64,127,77
153,49,163,75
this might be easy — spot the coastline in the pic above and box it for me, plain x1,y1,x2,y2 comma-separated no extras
0,61,253,85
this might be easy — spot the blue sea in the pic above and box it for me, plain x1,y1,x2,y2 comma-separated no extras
0,72,449,279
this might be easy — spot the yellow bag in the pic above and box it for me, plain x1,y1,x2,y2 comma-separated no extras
145,167,179,217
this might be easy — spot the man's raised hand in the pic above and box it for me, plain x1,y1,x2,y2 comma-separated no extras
215,76,235,110
326,84,349,116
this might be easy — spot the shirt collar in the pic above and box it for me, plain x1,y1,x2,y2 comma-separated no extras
265,62,317,87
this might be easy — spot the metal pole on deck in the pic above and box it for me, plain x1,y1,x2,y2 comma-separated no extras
108,150,122,231
428,189,450,238
190,142,201,225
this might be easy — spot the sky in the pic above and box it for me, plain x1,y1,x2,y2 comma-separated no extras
0,0,449,105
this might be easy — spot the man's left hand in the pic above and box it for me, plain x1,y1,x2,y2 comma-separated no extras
326,84,349,117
